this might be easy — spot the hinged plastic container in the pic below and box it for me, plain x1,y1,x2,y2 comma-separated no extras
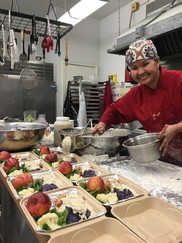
111,196,182,243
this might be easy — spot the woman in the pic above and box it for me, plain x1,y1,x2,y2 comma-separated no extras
93,38,182,166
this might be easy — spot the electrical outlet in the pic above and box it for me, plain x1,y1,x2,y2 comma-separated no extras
131,2,139,12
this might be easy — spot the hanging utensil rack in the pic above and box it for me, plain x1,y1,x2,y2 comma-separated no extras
0,8,73,39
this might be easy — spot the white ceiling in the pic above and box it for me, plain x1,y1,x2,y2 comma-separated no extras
0,0,133,20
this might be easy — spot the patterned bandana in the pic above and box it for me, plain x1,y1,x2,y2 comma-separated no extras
125,38,158,68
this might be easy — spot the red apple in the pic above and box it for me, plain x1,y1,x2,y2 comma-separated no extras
0,151,11,161
12,173,34,190
86,176,105,193
26,192,51,218
40,146,50,155
44,152,58,163
57,161,72,175
3,158,19,173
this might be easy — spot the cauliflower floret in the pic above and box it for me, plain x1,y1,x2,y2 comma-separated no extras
9,169,23,176
18,188,35,198
105,178,126,192
51,161,60,168
37,213,59,230
69,173,82,181
96,192,118,204
24,162,40,170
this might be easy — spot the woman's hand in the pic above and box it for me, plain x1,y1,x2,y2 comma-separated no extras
159,123,182,155
92,122,106,135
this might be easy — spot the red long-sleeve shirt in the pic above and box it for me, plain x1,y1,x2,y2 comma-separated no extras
100,67,182,165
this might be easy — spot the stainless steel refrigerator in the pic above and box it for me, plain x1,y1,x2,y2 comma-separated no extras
0,61,56,123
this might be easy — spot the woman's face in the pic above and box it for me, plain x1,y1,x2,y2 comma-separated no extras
129,58,160,89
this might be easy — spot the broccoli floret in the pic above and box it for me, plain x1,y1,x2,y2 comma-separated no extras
37,212,59,230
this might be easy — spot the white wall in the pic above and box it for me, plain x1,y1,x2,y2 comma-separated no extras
18,1,151,117
99,0,148,82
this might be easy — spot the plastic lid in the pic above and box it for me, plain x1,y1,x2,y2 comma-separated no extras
56,116,69,121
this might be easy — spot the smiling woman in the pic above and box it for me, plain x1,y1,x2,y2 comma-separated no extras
93,38,182,166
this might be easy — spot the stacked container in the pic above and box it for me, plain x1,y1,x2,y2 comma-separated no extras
54,117,72,147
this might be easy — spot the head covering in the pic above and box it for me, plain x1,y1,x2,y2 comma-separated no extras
125,38,158,68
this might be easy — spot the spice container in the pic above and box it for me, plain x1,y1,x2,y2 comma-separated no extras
54,117,72,146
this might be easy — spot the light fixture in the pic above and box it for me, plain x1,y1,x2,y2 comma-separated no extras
58,0,108,26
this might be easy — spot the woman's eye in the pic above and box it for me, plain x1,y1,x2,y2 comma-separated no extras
143,62,149,67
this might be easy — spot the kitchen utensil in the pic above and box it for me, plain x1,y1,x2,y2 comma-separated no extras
20,66,37,91
55,27,61,56
31,15,38,53
46,14,53,52
0,122,47,151
19,29,27,62
60,127,130,156
122,132,163,163
65,39,68,65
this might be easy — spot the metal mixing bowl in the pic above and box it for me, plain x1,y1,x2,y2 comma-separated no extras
122,133,162,163
60,127,130,156
0,122,47,151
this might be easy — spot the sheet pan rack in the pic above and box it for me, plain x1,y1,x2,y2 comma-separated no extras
64,80,106,126
0,8,73,39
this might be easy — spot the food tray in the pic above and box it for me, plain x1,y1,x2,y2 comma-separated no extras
47,217,145,243
11,151,38,161
19,186,106,236
0,159,50,178
33,148,84,163
77,174,148,206
6,169,73,200
111,196,182,243
63,161,109,183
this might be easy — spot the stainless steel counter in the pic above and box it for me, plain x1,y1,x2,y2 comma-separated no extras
82,155,182,209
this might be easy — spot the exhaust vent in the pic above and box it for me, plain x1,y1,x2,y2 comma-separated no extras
108,2,182,60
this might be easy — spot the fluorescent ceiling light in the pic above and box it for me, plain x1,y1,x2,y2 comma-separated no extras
58,0,108,26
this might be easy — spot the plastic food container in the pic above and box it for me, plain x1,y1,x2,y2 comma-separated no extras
111,196,182,243
57,161,109,183
11,151,38,161
6,169,73,200
0,159,50,179
77,174,148,206
19,186,107,239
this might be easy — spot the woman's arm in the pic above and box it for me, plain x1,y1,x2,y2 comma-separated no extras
159,123,182,155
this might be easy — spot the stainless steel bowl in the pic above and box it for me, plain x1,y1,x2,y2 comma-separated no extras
122,133,162,163
60,127,130,156
0,122,47,151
